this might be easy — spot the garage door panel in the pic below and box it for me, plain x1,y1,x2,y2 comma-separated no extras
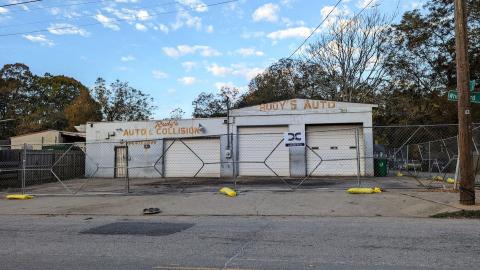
307,125,364,176
238,126,289,176
165,138,220,177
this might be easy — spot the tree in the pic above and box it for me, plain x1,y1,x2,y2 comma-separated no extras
378,0,480,124
237,10,393,108
92,78,155,121
237,59,334,108
192,86,240,118
0,63,35,138
28,74,95,131
305,9,394,103
64,88,102,130
167,107,185,120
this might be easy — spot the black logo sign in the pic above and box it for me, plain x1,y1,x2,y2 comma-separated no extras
288,132,302,141
285,132,305,147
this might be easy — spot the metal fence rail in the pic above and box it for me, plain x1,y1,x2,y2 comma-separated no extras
1,124,480,195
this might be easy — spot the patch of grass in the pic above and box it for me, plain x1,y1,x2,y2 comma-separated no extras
431,210,480,219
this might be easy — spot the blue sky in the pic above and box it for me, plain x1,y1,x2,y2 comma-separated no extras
0,0,424,119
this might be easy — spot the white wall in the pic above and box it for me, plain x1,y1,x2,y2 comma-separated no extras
85,118,226,178
85,99,376,178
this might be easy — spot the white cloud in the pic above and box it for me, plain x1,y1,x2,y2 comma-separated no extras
252,3,280,22
171,11,202,31
280,0,296,7
320,5,352,28
104,7,134,21
152,70,168,79
206,63,232,76
135,23,147,31
157,23,169,34
231,64,264,80
116,66,130,71
120,55,135,62
167,88,176,95
266,26,312,40
94,13,120,31
214,81,247,93
235,48,264,57
23,34,54,47
205,63,264,80
104,7,152,22
178,76,197,85
47,23,89,37
182,61,197,71
177,0,208,12
49,7,60,15
281,17,305,27
0,7,8,14
241,30,265,39
136,9,150,21
357,0,378,9
162,45,221,58
206,25,214,33
406,1,423,9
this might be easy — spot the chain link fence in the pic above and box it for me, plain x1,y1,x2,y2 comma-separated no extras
1,124,479,195
372,124,480,186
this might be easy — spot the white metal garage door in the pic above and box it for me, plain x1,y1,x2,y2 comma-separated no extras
238,126,289,176
306,125,365,176
164,138,220,177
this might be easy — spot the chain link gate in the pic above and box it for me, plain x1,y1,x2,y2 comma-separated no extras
2,124,480,195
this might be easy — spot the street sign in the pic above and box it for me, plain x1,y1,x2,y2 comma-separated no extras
470,80,476,92
448,90,480,103
284,132,305,147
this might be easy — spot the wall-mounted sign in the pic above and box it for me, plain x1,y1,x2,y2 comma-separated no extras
284,132,305,147
259,99,336,112
120,120,203,137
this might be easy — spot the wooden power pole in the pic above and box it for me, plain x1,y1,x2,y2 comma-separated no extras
455,0,475,205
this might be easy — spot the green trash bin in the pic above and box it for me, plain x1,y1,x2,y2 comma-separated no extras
374,158,388,177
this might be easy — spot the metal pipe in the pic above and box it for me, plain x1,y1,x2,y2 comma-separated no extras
22,143,26,194
355,128,361,187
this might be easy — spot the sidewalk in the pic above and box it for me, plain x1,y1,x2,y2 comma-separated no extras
1,188,479,218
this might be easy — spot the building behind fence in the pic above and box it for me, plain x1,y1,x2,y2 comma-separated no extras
1,124,480,195
1,98,480,194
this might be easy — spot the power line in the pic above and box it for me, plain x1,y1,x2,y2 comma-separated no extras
287,0,343,59
0,0,238,37
0,0,178,29
6,0,115,14
0,0,42,8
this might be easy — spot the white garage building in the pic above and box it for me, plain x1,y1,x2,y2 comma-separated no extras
85,99,376,178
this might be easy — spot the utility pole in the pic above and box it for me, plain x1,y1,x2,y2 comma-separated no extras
455,0,475,205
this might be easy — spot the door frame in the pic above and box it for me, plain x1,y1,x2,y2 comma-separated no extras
114,145,129,178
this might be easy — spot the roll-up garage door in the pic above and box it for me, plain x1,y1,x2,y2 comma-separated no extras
306,125,365,176
164,138,220,177
238,126,289,176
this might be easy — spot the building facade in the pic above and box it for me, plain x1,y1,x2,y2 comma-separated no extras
10,130,85,150
85,99,376,178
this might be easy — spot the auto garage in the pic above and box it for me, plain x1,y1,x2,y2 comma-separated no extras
85,99,376,178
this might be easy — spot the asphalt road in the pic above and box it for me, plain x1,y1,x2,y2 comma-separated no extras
0,215,479,270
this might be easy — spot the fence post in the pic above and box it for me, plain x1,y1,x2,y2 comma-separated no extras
428,141,431,176
125,145,130,193
355,128,361,187
21,143,27,194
